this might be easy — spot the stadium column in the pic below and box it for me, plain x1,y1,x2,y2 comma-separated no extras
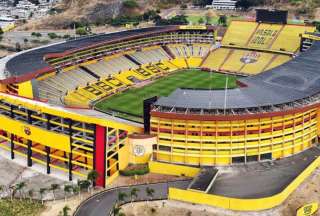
68,119,73,181
10,105,14,159
94,125,106,187
46,114,51,174
27,110,32,167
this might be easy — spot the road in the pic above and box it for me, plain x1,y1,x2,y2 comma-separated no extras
74,180,191,216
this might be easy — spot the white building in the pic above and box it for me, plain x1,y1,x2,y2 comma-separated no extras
207,0,237,10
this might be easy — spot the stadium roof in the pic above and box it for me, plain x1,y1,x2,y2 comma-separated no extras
155,41,320,110
2,26,181,83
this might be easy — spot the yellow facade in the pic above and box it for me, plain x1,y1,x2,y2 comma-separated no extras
151,107,319,166
149,161,199,177
17,81,34,99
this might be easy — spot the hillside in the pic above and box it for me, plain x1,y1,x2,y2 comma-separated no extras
19,0,123,30
18,0,320,30
18,0,193,30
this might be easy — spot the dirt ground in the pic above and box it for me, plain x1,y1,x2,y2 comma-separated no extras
109,172,190,188
122,167,320,216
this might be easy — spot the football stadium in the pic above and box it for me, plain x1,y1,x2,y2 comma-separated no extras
1,9,320,211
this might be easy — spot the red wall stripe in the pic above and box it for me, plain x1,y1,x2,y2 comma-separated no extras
95,125,106,187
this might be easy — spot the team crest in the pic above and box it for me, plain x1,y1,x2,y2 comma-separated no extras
240,51,260,64
23,126,31,136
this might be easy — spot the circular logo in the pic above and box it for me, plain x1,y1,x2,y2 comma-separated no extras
240,52,260,64
23,126,31,136
133,145,145,157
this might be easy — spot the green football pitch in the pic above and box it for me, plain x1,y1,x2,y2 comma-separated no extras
95,69,237,119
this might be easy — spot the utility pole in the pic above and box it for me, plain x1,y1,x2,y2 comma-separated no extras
223,75,228,115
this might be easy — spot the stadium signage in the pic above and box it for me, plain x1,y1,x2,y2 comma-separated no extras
179,25,207,30
296,202,318,216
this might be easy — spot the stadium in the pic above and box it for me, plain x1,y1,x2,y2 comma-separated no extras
1,9,320,211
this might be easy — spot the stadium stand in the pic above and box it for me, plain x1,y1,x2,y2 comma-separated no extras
202,48,292,75
221,21,259,47
168,44,210,58
38,68,98,104
222,20,315,53
271,25,315,52
129,46,171,64
201,48,230,71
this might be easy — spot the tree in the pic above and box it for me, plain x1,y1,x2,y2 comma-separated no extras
28,189,34,203
15,42,22,52
205,11,214,25
198,17,205,24
15,182,26,200
50,183,60,201
181,4,187,9
64,185,73,202
39,188,46,204
23,38,28,48
146,187,155,203
76,27,88,36
9,185,16,201
123,0,139,9
112,203,122,216
62,205,71,216
130,187,139,206
218,15,227,27
313,21,320,32
0,185,4,200
47,32,58,39
72,185,80,200
79,180,91,193
87,170,99,190
117,191,127,204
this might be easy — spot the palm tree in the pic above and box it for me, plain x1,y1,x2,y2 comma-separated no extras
0,185,4,200
112,203,122,216
117,191,127,204
28,189,34,203
9,185,16,201
79,180,91,193
50,183,60,202
62,205,71,216
130,187,139,206
63,185,73,202
87,170,99,193
146,187,155,203
15,182,26,200
72,184,80,200
39,188,46,204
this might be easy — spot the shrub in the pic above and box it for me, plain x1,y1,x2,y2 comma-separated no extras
119,166,149,176
123,0,139,8
76,27,88,36
47,32,58,39
31,32,42,37
313,21,320,32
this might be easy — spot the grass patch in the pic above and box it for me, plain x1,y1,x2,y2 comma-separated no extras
187,15,244,25
0,199,44,216
95,69,237,117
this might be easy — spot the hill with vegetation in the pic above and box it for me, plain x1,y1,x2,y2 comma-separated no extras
18,0,320,30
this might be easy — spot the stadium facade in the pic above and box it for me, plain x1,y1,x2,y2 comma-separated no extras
0,9,320,210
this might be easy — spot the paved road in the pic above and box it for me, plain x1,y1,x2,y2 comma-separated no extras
210,147,320,198
74,180,191,216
